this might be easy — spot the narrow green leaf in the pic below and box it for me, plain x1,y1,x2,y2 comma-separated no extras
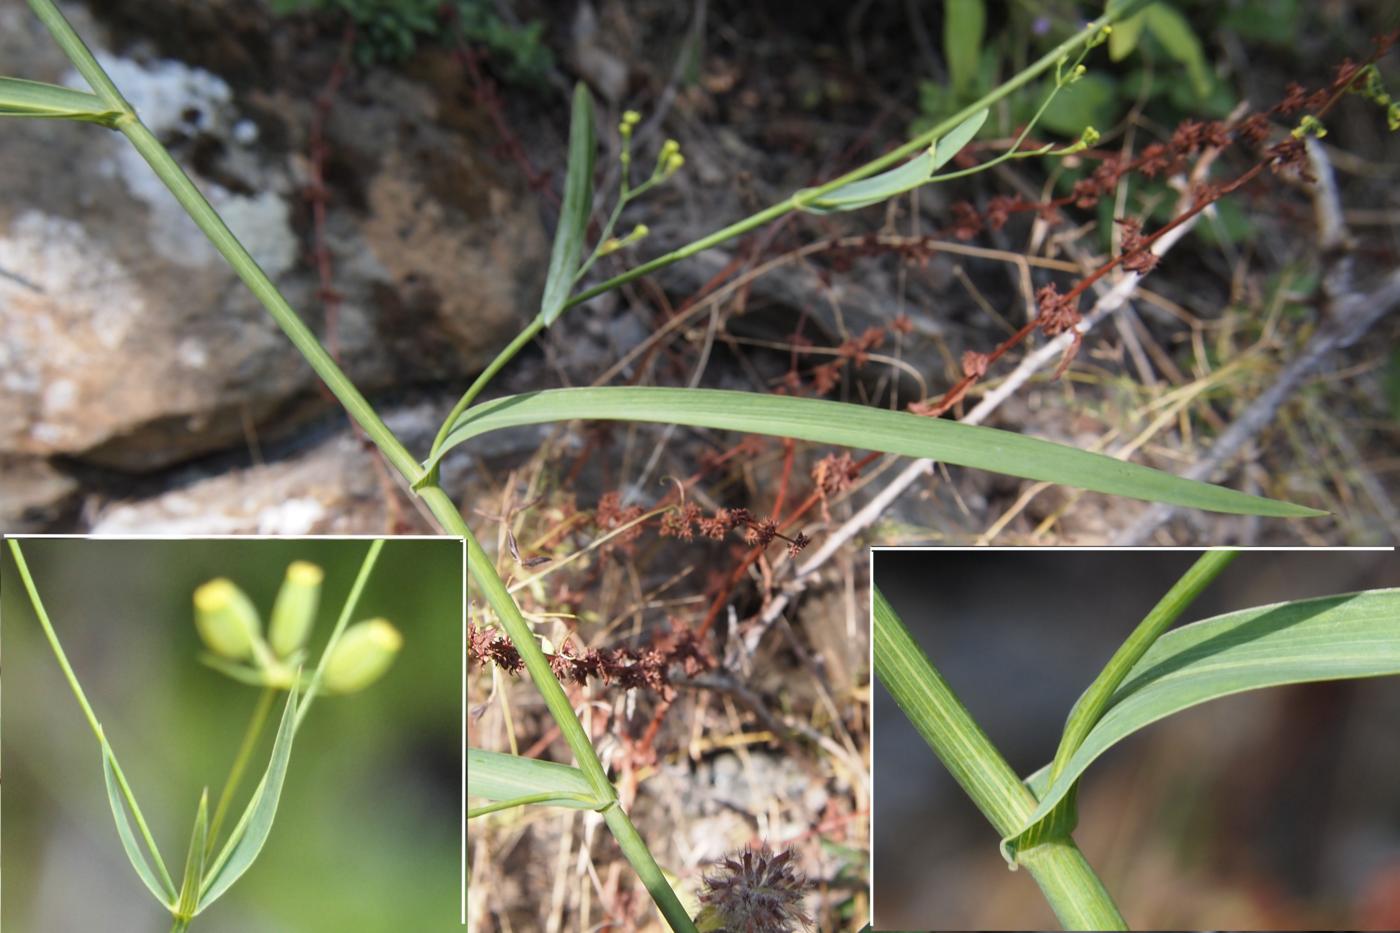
468,792,602,819
800,149,936,214
944,0,986,97
468,747,604,811
1108,10,1148,61
799,109,988,213
1005,588,1400,859
1048,550,1236,783
197,688,298,911
101,740,178,906
427,387,1324,517
174,790,210,919
1144,3,1211,97
0,76,122,124
538,82,596,327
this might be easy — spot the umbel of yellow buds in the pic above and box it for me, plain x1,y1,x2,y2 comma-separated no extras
656,138,684,178
323,619,403,694
193,579,262,661
268,560,323,659
598,223,650,256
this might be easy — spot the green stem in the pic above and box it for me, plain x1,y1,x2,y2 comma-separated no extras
30,1,694,918
1018,839,1128,931
561,9,1128,312
26,2,1148,926
28,0,422,487
873,586,1126,930
1049,549,1237,782
428,319,543,460
419,484,698,933
603,803,700,933
25,0,129,108
419,487,611,791
431,4,1142,435
7,539,180,899
122,117,424,484
206,687,277,856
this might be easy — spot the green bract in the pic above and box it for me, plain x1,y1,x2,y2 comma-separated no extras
1005,586,1400,861
0,76,122,124
537,82,596,328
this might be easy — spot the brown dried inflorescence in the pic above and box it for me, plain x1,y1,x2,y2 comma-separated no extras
812,452,860,497
468,617,713,698
699,845,813,933
667,504,811,557
900,37,1398,416
1035,283,1080,338
961,349,991,380
594,491,645,552
835,326,886,366
659,502,703,540
1117,218,1159,274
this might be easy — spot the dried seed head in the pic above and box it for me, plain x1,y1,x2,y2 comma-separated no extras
697,845,812,933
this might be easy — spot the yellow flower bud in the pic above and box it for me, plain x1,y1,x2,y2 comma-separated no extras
323,619,403,694
193,578,262,661
269,561,323,659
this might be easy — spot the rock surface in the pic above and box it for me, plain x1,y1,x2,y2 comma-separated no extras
0,0,546,491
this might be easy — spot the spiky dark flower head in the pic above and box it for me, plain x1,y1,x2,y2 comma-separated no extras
697,845,811,932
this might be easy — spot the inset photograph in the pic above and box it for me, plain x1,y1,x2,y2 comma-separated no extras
1,536,464,933
467,528,871,931
873,548,1400,930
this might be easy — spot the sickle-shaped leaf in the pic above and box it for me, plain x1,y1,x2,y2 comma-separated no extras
196,687,298,911
468,747,605,813
0,76,122,124
1003,588,1400,861
537,82,596,327
426,386,1322,517
798,108,988,213
101,739,178,907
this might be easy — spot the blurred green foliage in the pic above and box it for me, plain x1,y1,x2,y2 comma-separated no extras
911,0,1334,251
1,538,464,932
269,0,553,80
916,1,1271,139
